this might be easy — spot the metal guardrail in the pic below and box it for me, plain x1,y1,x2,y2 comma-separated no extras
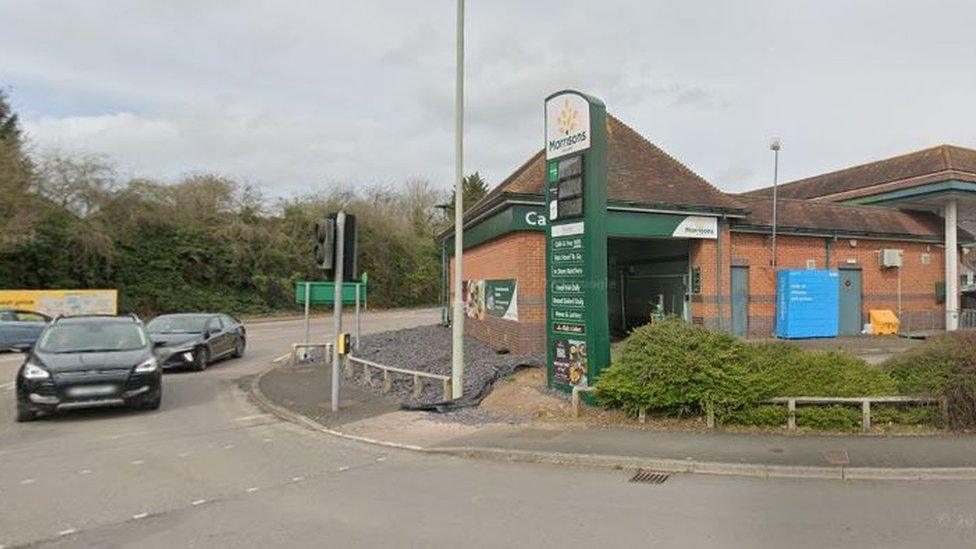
768,396,947,431
346,355,452,400
571,389,946,432
960,309,976,330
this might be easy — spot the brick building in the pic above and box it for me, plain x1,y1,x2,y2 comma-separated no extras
439,115,976,355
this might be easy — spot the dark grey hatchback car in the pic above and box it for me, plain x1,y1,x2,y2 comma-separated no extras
146,313,246,371
15,315,162,422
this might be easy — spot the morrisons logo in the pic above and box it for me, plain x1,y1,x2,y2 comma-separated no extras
548,131,588,155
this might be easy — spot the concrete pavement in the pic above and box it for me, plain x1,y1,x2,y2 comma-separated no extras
255,350,976,481
5,307,976,547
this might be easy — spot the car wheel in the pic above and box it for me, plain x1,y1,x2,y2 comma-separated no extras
192,347,210,371
16,404,37,422
232,336,246,358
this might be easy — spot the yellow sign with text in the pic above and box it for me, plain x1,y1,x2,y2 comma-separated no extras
0,289,118,317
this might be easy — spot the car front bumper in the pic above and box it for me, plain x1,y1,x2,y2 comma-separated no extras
18,370,162,413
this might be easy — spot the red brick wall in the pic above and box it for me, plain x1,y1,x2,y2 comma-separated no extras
449,231,546,354
454,226,950,349
729,232,946,335
689,221,732,330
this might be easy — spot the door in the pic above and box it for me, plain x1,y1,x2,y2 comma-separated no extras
731,266,749,337
838,268,863,335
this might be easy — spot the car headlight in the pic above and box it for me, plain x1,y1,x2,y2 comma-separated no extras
24,361,51,380
134,357,159,373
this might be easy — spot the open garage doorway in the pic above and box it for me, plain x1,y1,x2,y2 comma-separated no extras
608,238,690,338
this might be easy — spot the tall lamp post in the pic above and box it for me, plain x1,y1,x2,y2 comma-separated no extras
451,0,465,400
770,137,781,270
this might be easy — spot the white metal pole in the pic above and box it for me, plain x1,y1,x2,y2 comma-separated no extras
331,211,346,412
303,282,311,344
946,199,959,331
770,138,781,270
451,0,465,400
355,283,361,349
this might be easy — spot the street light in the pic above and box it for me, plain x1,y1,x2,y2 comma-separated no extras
451,0,465,399
770,137,781,270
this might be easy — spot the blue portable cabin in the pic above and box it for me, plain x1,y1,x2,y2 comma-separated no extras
775,270,840,339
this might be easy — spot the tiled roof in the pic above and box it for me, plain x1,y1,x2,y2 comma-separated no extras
743,144,976,201
733,195,953,239
466,115,745,219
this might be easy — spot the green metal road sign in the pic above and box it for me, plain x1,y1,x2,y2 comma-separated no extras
295,278,367,305
545,90,610,393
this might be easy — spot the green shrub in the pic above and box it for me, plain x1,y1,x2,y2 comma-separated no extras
596,319,902,429
884,332,976,429
872,405,942,426
722,405,787,427
595,319,762,418
795,406,860,431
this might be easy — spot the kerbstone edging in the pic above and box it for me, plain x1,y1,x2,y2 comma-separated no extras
248,360,976,482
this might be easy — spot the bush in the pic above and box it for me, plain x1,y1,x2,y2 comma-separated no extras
595,319,761,418
595,319,902,428
884,332,976,429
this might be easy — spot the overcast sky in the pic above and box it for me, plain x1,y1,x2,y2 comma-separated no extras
2,0,975,199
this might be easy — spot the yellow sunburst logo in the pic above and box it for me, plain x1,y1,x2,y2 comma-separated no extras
555,99,580,136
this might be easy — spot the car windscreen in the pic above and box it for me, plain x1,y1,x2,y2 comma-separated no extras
146,316,209,334
38,323,147,353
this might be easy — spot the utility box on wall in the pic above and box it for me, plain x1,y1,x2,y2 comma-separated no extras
776,270,840,339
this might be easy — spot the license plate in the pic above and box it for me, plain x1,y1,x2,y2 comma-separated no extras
67,385,117,397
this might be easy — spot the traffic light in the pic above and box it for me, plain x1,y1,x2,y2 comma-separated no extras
314,218,335,270
314,214,358,281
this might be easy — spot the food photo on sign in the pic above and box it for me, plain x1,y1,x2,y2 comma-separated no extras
463,279,518,321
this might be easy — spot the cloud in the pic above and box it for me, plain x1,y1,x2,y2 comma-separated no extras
2,0,975,197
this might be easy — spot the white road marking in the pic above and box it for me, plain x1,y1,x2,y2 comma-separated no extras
246,487,259,493
0,382,13,390
78,469,92,475
338,466,350,472
263,438,272,443
290,476,304,482
223,444,234,450
235,414,268,421
191,499,206,506
20,478,35,485
58,528,77,537
271,353,291,364
376,456,387,462
178,452,191,458
131,460,144,465
132,512,148,520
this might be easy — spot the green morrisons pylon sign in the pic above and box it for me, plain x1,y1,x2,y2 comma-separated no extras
544,90,610,393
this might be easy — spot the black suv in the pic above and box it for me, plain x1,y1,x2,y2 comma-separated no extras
15,315,162,422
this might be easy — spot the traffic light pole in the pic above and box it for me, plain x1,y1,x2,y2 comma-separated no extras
331,211,346,412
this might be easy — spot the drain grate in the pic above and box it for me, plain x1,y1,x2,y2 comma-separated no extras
629,469,670,484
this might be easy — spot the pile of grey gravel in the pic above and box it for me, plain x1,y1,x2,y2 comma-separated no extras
347,324,544,410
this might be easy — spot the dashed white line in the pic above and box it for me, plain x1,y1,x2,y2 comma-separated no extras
58,528,77,537
223,444,235,450
235,414,267,421
263,438,272,443
191,499,206,506
376,456,387,462
271,353,291,363
132,512,149,520
178,452,192,458
131,460,144,465
20,478,35,485
78,469,92,475
290,476,304,482
338,466,350,472
246,487,259,493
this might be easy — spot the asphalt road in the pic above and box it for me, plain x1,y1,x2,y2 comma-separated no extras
1,309,976,548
